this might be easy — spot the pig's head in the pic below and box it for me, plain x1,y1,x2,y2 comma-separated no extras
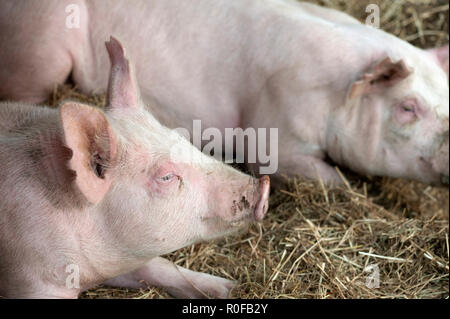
60,37,270,260
326,44,449,186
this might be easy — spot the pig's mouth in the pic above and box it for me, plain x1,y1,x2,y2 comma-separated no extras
418,156,449,186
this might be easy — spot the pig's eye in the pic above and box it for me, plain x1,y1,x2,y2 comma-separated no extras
395,100,419,124
160,173,175,182
401,104,416,113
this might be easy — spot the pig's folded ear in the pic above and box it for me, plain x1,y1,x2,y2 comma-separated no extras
105,36,141,111
349,57,413,99
426,45,449,79
59,102,117,204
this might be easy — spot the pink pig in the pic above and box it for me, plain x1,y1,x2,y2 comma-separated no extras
0,0,448,186
0,37,270,299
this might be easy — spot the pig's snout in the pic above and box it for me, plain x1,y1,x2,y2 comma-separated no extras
211,175,270,225
254,176,270,222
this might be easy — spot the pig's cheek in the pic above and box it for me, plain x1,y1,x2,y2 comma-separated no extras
145,179,178,198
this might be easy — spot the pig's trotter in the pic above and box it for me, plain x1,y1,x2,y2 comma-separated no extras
103,257,236,299
172,268,236,299
301,157,342,185
274,156,343,187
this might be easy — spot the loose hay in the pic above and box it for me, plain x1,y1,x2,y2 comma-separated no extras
47,0,449,299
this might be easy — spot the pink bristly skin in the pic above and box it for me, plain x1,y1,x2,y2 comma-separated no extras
0,0,447,186
0,37,270,299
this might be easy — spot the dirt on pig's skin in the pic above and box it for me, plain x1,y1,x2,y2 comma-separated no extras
44,0,448,299
232,196,252,216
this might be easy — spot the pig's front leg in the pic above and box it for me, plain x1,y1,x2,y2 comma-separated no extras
274,155,343,186
103,257,236,299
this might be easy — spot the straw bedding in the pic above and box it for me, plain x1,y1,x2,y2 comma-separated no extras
46,0,448,299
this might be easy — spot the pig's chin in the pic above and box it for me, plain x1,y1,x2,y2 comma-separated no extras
415,156,448,186
201,213,254,241
219,212,255,229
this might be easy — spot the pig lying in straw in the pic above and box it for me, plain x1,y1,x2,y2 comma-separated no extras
0,0,448,186
0,37,270,299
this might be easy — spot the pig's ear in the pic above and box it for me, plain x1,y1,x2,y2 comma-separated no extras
349,57,413,99
105,36,141,110
60,102,117,204
427,45,449,79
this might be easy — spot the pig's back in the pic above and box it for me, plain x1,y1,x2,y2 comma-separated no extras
76,0,263,130
75,0,332,130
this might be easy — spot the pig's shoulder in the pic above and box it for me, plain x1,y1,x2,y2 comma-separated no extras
0,102,83,209
0,102,59,135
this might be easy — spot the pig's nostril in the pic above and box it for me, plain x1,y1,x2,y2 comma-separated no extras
254,175,270,222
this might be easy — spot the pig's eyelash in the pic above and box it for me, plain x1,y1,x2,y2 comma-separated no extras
398,98,421,115
160,173,183,187
401,103,416,113
161,173,175,182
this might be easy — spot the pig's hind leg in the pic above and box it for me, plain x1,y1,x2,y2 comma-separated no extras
103,257,236,299
0,2,78,104
0,43,73,104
